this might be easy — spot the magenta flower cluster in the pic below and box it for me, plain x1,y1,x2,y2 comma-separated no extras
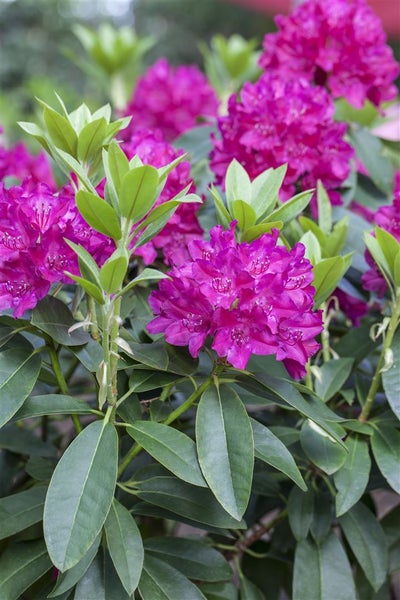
147,223,322,378
0,135,56,189
210,72,354,204
0,182,113,317
121,128,203,266
121,58,219,142
258,0,399,109
362,172,400,296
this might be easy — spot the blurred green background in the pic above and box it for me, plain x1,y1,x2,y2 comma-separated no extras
0,0,273,141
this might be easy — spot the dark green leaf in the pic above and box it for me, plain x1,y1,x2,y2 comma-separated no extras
196,384,254,520
0,345,41,427
138,555,206,600
144,537,232,582
370,426,400,493
382,328,400,420
314,358,354,402
32,296,90,346
0,540,52,600
127,421,206,487
199,581,238,600
128,370,181,393
44,420,118,571
237,373,346,443
119,341,169,370
76,190,122,240
136,476,246,529
0,486,47,540
339,503,388,591
288,487,314,541
310,491,332,543
12,394,93,421
293,534,356,600
0,425,57,457
239,574,264,600
104,499,144,595
25,456,57,481
251,418,306,490
334,435,371,516
48,535,101,597
348,127,394,194
300,419,347,475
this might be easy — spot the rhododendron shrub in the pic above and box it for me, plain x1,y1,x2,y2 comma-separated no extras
1,3,400,599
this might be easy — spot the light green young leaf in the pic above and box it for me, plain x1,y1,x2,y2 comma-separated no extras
209,185,231,228
127,421,207,487
312,253,353,307
76,190,122,240
250,164,287,220
225,159,252,213
42,105,78,156
66,273,105,305
266,189,313,224
317,180,332,235
196,384,254,520
99,250,129,294
77,117,107,163
119,165,159,222
231,199,257,231
104,499,144,595
43,420,118,571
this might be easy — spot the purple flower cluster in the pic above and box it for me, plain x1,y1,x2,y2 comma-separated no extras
258,0,399,109
147,223,322,378
362,172,400,296
210,72,353,204
121,128,204,266
0,182,113,317
121,58,219,142
0,135,56,189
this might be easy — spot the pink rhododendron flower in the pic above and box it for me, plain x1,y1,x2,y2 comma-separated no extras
210,72,353,206
362,172,400,296
147,223,322,378
121,128,203,266
0,136,56,189
0,181,113,317
258,0,399,109
120,58,219,141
